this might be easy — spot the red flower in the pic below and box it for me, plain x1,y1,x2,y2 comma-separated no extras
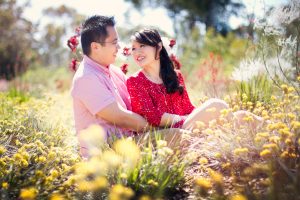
121,63,128,74
169,39,176,48
67,35,79,52
69,58,78,72
122,47,131,56
170,54,181,69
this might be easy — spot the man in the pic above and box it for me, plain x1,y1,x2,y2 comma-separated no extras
70,15,148,157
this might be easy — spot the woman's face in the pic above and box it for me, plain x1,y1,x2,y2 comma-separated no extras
131,40,158,68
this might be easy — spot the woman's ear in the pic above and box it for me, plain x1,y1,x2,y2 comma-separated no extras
158,42,163,51
155,42,163,60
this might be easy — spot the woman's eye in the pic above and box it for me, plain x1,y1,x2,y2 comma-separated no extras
140,44,145,48
131,48,136,51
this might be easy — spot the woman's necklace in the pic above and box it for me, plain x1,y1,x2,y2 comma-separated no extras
142,71,163,84
142,71,168,108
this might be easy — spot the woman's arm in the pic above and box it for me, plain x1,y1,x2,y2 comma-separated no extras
127,77,184,128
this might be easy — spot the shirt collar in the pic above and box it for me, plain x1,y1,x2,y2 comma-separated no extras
83,55,110,75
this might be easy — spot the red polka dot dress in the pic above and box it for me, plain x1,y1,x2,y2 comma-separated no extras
126,70,195,128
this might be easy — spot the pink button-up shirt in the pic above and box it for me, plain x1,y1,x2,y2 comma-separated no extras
71,55,132,156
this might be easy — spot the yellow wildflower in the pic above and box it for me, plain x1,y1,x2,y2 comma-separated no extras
195,178,212,190
199,157,208,165
246,101,253,107
203,128,214,135
278,128,291,138
36,156,46,163
50,194,64,200
256,132,269,138
263,143,278,151
288,87,295,93
232,105,239,112
256,101,262,107
230,194,247,200
77,176,108,191
287,113,296,120
214,152,222,158
192,128,200,134
234,148,249,155
110,184,134,199
114,139,140,167
208,169,223,185
147,179,158,187
21,159,28,168
50,169,59,179
222,162,231,169
242,93,248,101
102,150,122,168
269,136,280,143
15,139,22,146
285,138,292,145
2,182,8,189
48,151,56,160
156,140,167,148
139,195,152,200
281,84,288,94
291,121,300,130
220,108,230,117
0,145,6,155
35,170,43,178
120,173,128,179
280,151,289,159
260,149,272,158
20,187,37,200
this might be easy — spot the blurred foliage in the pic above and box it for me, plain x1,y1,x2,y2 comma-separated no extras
237,75,274,109
39,5,85,67
0,0,37,80
125,0,245,36
253,0,300,92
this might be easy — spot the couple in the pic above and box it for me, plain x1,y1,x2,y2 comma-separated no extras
71,15,263,157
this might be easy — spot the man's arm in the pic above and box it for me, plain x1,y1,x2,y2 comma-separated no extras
96,102,148,132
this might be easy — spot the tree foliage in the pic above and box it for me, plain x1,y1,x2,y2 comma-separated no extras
125,0,244,35
39,5,85,67
0,0,37,80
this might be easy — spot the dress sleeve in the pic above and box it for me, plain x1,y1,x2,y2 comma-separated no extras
177,71,195,114
126,77,164,126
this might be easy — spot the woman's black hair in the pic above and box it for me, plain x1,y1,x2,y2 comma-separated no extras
132,28,183,94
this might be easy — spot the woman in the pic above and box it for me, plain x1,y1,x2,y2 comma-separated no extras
126,28,263,130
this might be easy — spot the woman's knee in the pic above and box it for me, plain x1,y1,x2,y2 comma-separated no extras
205,98,229,111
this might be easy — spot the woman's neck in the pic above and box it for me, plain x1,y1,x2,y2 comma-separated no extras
142,60,161,80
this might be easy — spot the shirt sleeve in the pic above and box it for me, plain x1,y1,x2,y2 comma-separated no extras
126,77,164,126
177,71,195,114
72,75,116,115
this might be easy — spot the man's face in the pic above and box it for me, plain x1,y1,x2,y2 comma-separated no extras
93,26,120,66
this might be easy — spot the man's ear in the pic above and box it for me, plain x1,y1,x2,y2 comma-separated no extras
90,42,101,51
